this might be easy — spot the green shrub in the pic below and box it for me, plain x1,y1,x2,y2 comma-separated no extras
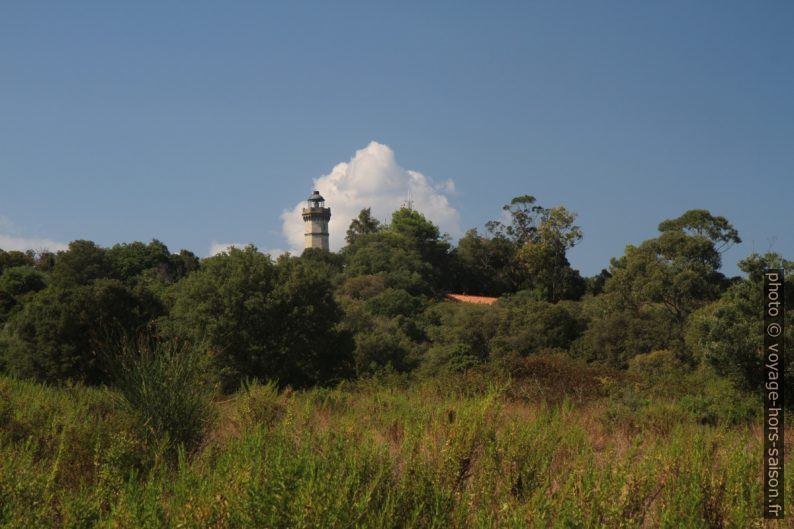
114,339,216,456
235,379,286,428
3,280,163,385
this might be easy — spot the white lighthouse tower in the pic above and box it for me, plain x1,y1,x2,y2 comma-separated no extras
302,190,331,250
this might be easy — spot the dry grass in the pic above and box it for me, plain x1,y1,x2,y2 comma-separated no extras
0,360,791,528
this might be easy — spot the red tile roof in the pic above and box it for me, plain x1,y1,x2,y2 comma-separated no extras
445,293,498,305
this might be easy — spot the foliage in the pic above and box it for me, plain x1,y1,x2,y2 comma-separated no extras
485,194,542,244
0,366,778,528
235,379,286,428
163,245,353,391
687,252,794,396
0,249,36,274
422,302,503,374
574,302,673,367
343,208,450,295
657,209,741,253
113,338,217,455
365,288,426,318
345,207,381,244
389,207,451,270
3,280,164,384
478,196,585,300
0,266,47,325
490,299,586,358
449,229,515,296
51,239,115,286
299,246,346,275
338,296,423,376
589,209,739,360
514,206,585,302
343,231,433,294
107,240,199,286
107,240,172,280
0,266,47,296
336,274,388,300
584,268,611,296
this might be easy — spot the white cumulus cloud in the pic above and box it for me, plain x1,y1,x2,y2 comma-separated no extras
281,141,460,252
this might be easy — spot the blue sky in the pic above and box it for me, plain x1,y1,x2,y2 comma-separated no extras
1,1,792,276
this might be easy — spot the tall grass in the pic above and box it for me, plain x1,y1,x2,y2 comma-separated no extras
113,338,217,456
0,354,790,528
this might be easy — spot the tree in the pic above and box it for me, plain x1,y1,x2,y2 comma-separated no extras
164,246,352,390
515,206,585,301
343,207,452,294
51,240,113,286
345,208,381,244
0,266,47,325
3,280,163,384
107,240,200,286
343,231,434,295
389,207,451,282
658,209,741,254
574,305,673,367
486,195,542,245
347,312,421,376
479,196,586,300
336,274,388,300
449,229,515,296
585,269,612,296
168,249,201,280
422,301,504,374
107,240,171,281
300,247,345,276
490,298,585,358
688,252,793,396
365,288,426,318
34,251,57,272
594,209,739,357
0,249,35,274
0,266,47,297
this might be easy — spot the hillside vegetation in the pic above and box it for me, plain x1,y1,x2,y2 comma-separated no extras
0,196,792,527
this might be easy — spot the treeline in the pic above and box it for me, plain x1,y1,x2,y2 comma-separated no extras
0,196,791,399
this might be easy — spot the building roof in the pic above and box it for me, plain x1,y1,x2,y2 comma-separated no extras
308,190,325,202
445,293,499,305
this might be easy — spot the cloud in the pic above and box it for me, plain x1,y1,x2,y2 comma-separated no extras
281,141,461,251
0,216,69,253
0,234,69,253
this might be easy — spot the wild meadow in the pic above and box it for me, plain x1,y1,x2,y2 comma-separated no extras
1,351,789,529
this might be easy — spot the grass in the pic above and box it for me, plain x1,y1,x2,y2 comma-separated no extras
112,338,217,456
0,353,790,528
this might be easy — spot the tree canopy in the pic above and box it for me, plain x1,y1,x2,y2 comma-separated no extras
0,199,786,411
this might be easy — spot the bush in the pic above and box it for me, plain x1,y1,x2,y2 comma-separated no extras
504,351,618,404
163,247,353,391
235,379,286,429
113,339,216,456
490,300,585,358
3,280,163,384
365,288,425,318
628,349,682,375
424,301,503,371
421,343,481,375
573,307,672,367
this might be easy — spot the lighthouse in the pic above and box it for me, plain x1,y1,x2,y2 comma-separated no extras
302,190,331,250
